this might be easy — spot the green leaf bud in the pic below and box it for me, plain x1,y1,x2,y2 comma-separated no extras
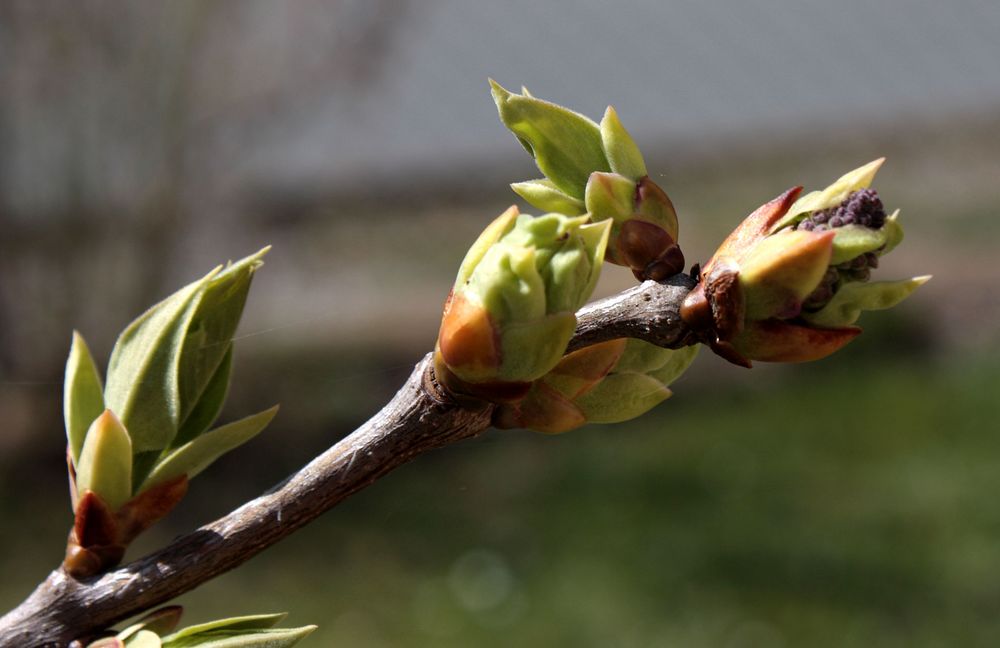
64,331,105,464
76,410,133,510
437,207,610,397
584,172,683,278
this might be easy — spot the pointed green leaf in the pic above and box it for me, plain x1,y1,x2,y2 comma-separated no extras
162,614,287,639
772,158,885,232
648,345,699,386
173,345,233,449
105,265,221,452
600,106,647,180
490,79,609,199
510,179,586,215
76,410,133,509
161,626,316,648
141,406,279,490
177,249,267,428
575,373,671,424
802,276,931,328
65,331,106,464
124,630,162,648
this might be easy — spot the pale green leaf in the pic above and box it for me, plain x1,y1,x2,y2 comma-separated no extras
575,372,671,424
490,79,609,199
65,331,106,464
510,179,586,216
141,406,278,490
161,627,316,648
162,614,287,639
600,106,647,180
802,276,931,328
105,266,221,452
76,411,133,509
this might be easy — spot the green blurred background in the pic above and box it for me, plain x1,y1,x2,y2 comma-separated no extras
2,1,999,646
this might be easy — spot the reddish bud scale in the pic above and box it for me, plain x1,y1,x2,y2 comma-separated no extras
732,319,861,363
437,291,502,379
64,475,189,579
